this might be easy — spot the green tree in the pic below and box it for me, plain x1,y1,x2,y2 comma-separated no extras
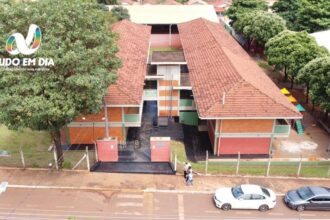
297,57,330,117
234,11,286,47
265,30,328,88
0,0,120,165
272,0,330,33
111,6,130,21
271,0,300,31
226,0,268,25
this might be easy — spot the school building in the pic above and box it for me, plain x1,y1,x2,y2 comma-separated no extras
61,6,302,157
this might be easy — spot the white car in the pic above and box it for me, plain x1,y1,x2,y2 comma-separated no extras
213,184,276,212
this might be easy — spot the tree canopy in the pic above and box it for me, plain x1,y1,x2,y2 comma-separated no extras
97,0,119,4
272,0,330,33
297,57,330,114
0,0,120,164
226,0,268,25
265,30,328,88
234,11,286,46
111,6,130,21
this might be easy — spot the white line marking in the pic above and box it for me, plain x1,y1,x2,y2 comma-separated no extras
178,194,184,220
117,194,143,199
144,189,285,196
116,202,143,207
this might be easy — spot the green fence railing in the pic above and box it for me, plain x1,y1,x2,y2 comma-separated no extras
274,125,290,134
179,99,193,107
124,114,140,123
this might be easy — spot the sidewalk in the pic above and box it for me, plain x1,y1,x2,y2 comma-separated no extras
1,168,329,194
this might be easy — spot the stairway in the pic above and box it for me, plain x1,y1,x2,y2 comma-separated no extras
295,119,304,135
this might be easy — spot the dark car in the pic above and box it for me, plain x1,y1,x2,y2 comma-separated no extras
284,186,330,211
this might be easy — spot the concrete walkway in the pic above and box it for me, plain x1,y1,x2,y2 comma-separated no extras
1,168,329,195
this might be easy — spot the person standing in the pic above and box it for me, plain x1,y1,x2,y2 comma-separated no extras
183,162,191,179
186,168,193,186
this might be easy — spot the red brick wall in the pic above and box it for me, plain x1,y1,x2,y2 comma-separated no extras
217,137,270,155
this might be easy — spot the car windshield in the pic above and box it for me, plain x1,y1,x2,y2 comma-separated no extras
297,187,314,200
232,186,243,199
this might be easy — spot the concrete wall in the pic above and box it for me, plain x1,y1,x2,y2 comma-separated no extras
150,34,182,48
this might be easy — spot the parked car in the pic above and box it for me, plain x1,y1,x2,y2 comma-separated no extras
284,186,330,211
213,184,276,212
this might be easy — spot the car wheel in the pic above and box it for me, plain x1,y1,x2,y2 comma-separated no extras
221,203,231,211
296,205,305,212
259,205,269,212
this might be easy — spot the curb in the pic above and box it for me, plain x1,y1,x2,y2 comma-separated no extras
6,184,287,196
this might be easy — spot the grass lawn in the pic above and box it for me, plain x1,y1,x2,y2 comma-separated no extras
171,141,330,178
0,125,93,169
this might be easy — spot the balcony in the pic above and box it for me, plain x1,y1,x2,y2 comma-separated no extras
143,89,157,101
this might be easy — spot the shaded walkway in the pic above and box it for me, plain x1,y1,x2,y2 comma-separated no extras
91,162,175,174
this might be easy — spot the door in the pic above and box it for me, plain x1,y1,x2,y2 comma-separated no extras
235,194,257,209
308,197,330,210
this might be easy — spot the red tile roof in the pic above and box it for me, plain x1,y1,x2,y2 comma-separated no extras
105,20,151,105
178,18,302,119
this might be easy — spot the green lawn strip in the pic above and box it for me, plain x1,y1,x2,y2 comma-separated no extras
0,125,96,169
171,140,330,178
0,125,52,168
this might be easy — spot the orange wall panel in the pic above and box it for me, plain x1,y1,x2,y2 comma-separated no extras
159,90,179,96
108,107,122,122
159,100,178,106
159,80,179,86
68,126,124,144
124,107,139,114
220,119,274,133
73,107,124,123
159,110,179,117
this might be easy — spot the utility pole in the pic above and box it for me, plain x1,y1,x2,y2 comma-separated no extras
103,98,110,139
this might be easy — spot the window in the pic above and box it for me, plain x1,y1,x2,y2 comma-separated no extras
241,194,252,200
261,187,270,197
252,194,265,200
180,65,189,73
311,197,330,202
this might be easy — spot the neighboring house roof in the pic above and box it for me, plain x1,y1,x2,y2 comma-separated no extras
105,20,151,106
178,18,302,119
107,5,219,24
187,0,208,5
310,30,330,52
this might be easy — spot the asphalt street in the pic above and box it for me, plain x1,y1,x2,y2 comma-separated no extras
0,187,329,220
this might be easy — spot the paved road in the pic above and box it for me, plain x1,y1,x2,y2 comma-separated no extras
0,188,329,220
